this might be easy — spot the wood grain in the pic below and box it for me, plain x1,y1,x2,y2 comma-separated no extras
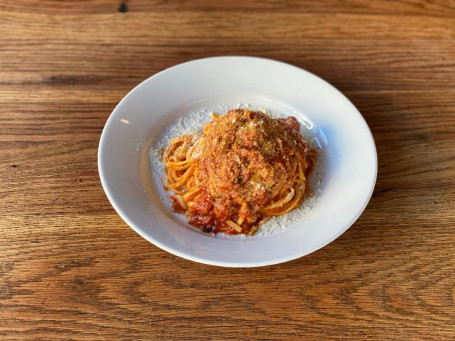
2,0,455,17
1,1,455,339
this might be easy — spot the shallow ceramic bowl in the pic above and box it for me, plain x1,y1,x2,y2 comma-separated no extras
98,56,377,267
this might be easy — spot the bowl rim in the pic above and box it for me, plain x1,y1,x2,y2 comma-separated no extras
98,56,378,267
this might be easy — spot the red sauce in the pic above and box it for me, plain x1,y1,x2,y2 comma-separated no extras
170,195,186,214
164,109,316,235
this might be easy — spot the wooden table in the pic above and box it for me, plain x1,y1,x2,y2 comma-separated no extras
1,1,455,339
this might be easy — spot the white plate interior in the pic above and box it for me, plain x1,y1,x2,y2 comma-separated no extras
98,57,377,267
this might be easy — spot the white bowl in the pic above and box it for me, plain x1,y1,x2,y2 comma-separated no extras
98,56,377,267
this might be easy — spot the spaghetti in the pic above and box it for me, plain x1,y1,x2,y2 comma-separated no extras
163,109,316,235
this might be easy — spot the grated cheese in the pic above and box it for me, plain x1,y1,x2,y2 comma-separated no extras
148,105,323,239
